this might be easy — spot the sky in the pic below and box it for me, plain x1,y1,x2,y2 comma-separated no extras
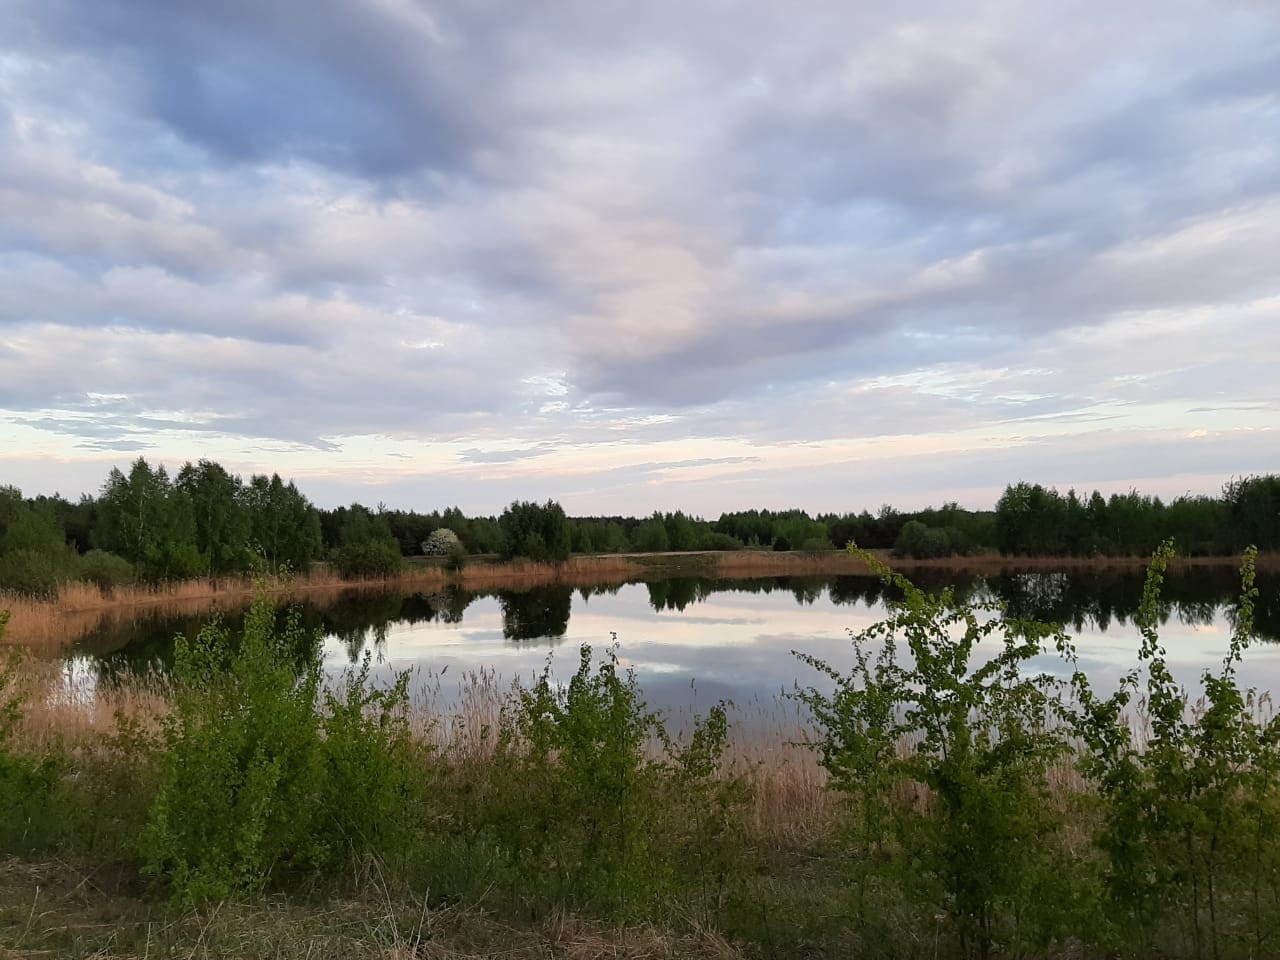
1,0,1277,517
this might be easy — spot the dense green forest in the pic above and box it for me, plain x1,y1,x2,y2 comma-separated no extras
0,457,1277,594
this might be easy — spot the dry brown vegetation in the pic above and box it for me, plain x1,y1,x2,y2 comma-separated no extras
0,858,744,960
1,551,875,654
890,550,1280,573
8,547,1271,656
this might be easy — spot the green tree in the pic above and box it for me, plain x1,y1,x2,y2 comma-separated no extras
498,500,571,562
1223,475,1280,552
631,514,669,552
243,474,322,574
97,459,201,582
177,460,252,577
333,506,402,579
0,492,78,595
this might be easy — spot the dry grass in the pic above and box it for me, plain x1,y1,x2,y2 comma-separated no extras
4,547,1274,655
700,549,875,577
891,550,1280,573
0,858,744,960
10,547,1268,656
0,551,862,655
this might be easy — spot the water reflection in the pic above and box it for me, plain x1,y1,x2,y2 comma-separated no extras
70,568,1280,711
498,585,573,643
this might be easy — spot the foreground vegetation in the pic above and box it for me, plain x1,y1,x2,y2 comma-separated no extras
2,544,1277,957
3,457,1277,596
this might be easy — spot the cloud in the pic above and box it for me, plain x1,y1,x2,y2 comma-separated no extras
0,0,1277,511
458,447,551,465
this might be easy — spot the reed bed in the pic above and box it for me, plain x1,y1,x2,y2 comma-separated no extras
891,549,1280,572
0,551,874,654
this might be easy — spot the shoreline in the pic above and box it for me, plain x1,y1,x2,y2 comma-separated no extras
2,548,1272,653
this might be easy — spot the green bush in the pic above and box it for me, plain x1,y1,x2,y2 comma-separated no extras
318,653,421,878
486,645,666,913
142,594,419,905
444,541,468,573
796,548,1084,957
477,645,747,919
892,519,969,559
800,537,835,553
334,539,402,578
701,532,744,551
77,549,135,593
772,535,792,552
1067,543,1280,957
0,548,74,598
143,601,326,904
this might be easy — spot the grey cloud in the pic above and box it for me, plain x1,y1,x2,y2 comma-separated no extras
17,0,491,179
458,447,552,465
74,438,155,453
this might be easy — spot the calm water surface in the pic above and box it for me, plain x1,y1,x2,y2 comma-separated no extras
69,568,1280,713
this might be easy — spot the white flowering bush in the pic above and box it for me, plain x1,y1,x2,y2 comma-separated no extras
421,528,463,556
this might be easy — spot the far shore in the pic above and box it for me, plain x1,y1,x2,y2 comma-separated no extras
3,547,1274,653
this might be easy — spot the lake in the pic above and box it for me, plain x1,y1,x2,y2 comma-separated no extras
66,565,1280,715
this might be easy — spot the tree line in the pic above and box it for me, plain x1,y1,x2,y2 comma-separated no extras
0,456,1276,595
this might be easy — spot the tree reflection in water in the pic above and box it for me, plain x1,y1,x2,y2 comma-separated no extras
71,565,1278,691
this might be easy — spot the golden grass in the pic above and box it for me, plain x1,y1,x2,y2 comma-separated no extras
891,550,1280,572
700,549,875,577
0,552,856,654
10,547,1270,656
4,546,1274,656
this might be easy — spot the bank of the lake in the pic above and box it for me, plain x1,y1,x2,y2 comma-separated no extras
6,547,1279,654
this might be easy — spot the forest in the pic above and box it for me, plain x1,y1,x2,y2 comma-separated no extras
0,457,1276,595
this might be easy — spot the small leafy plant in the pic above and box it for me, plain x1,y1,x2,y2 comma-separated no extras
796,547,1080,959
1066,543,1279,958
478,642,747,921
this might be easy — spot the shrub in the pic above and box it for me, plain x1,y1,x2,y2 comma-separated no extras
800,537,835,553
0,548,74,598
334,539,402,578
444,541,468,573
1067,543,1280,956
701,532,744,551
421,528,462,556
795,547,1081,957
772,535,792,552
143,600,326,904
77,549,135,593
143,594,419,905
318,653,421,878
893,519,951,559
485,645,665,912
479,644,746,919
